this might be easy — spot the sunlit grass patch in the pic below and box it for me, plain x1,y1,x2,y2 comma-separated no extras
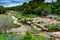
0,32,20,40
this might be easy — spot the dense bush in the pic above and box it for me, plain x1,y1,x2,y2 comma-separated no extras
0,6,7,14
0,0,60,15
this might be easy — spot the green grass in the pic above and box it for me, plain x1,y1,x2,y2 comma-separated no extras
33,34,45,40
15,14,39,18
0,32,20,40
10,24,20,28
48,25,60,31
0,32,45,40
22,31,45,40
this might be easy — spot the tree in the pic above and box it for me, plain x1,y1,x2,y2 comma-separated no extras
57,0,60,2
0,6,6,14
31,0,44,3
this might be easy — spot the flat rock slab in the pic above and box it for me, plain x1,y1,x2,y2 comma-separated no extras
46,32,60,37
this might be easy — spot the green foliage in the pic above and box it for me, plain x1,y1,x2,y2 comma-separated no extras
33,35,45,40
22,32,33,40
31,0,44,3
0,0,60,15
50,2,60,15
22,31,45,40
0,32,45,40
0,6,7,14
48,25,60,31
10,24,20,28
0,32,20,40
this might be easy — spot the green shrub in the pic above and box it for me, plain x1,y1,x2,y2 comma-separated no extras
10,24,20,28
22,31,33,40
48,25,60,31
0,32,20,40
22,31,45,40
